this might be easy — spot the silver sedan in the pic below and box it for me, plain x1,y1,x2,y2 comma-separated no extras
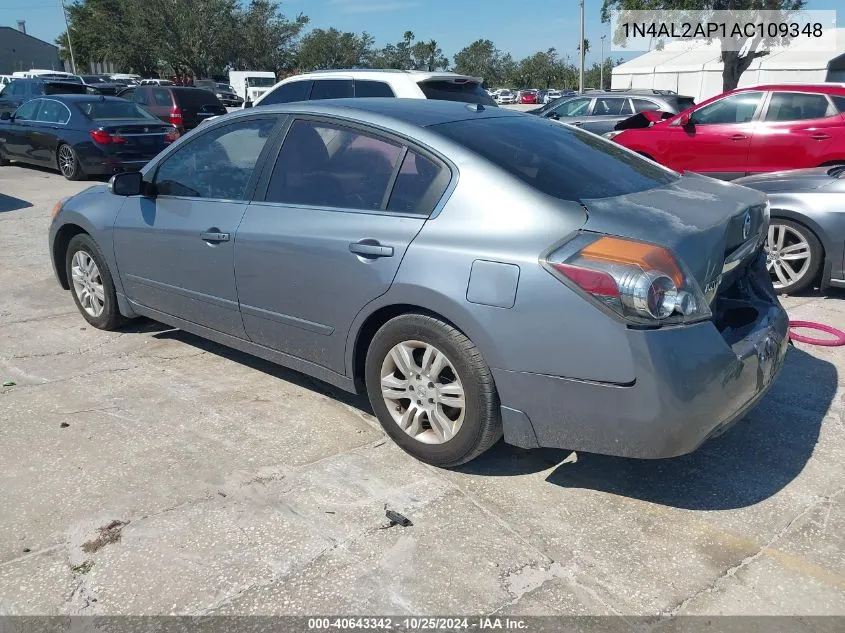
48,99,788,466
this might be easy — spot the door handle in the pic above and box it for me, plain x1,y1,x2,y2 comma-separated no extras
730,134,747,141
349,240,393,258
200,231,230,243
811,133,831,140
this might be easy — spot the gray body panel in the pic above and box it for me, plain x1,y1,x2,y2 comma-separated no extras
736,168,845,288
49,98,790,459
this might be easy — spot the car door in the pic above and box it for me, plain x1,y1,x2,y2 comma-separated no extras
747,91,843,173
113,116,281,337
2,98,41,161
235,117,450,374
666,91,764,178
543,96,593,125
30,98,70,165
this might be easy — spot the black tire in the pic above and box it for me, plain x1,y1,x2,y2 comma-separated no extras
766,218,823,295
0,151,8,167
65,233,125,330
365,314,502,467
57,143,85,181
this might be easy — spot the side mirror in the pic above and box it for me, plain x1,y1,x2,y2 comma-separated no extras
109,171,143,196
243,100,253,109
0,112,11,121
679,113,692,128
546,112,560,121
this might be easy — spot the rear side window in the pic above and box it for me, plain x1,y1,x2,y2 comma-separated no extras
355,80,395,98
387,150,449,216
632,98,661,113
310,79,353,100
417,80,496,106
832,95,845,114
266,119,403,210
765,92,834,121
153,88,172,106
260,80,313,106
433,116,677,201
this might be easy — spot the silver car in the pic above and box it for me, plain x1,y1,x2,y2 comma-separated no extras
48,99,789,466
735,166,845,294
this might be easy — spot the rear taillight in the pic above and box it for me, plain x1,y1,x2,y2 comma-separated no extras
164,126,180,143
169,106,183,126
89,129,126,144
543,233,710,326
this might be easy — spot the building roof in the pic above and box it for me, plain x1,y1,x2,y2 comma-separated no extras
0,26,59,51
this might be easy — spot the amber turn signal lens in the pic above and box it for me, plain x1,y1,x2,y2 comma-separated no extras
50,199,63,220
579,236,684,287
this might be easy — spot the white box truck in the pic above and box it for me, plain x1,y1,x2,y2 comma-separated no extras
228,71,277,106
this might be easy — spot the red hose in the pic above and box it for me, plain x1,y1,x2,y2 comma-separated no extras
788,321,845,347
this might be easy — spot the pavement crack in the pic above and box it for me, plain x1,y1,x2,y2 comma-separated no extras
661,485,845,616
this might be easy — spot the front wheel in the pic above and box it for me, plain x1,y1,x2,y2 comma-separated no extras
365,314,502,467
765,219,823,294
65,234,124,330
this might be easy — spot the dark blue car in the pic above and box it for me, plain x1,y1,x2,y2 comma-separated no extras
0,95,179,180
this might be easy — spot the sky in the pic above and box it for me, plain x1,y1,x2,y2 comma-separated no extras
0,0,840,67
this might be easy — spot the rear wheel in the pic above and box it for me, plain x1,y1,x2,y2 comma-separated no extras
765,219,822,294
365,314,502,467
57,143,85,181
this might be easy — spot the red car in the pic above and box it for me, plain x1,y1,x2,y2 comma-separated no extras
519,91,538,104
610,84,845,179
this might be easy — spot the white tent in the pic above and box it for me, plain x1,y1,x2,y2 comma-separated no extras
611,28,845,102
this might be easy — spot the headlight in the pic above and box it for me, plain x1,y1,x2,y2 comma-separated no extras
542,233,710,326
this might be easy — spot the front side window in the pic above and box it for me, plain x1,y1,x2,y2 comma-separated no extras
154,118,276,200
434,115,677,201
36,99,70,124
14,99,40,121
550,97,591,117
764,92,834,122
259,80,313,106
632,98,661,113
691,91,763,125
266,119,403,211
310,79,353,101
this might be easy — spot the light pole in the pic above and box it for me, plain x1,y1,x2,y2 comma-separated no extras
579,0,585,93
600,34,606,90
59,0,77,74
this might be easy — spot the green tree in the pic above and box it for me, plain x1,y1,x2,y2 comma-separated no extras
410,39,448,71
452,39,506,86
374,31,416,69
231,0,309,73
601,0,807,92
297,28,375,71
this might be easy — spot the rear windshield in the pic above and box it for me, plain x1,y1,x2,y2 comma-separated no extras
172,88,221,106
43,82,87,95
418,80,497,106
434,115,678,201
76,100,158,120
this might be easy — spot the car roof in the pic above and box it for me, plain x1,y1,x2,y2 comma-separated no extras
732,83,845,96
34,94,128,102
230,98,518,128
282,69,483,83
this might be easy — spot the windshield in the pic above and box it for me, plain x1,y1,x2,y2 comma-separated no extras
418,80,497,106
434,115,677,201
217,83,234,92
246,77,276,88
76,100,158,120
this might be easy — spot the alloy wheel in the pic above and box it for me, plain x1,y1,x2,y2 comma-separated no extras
70,250,105,317
380,340,465,445
58,145,76,178
765,223,812,290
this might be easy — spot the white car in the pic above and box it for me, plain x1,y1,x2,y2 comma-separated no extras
544,89,562,104
250,69,496,108
494,89,516,105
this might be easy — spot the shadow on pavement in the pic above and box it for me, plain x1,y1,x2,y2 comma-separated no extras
460,347,836,510
142,325,373,415
0,193,33,213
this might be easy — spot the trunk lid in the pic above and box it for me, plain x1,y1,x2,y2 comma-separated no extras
579,173,769,297
97,119,174,157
